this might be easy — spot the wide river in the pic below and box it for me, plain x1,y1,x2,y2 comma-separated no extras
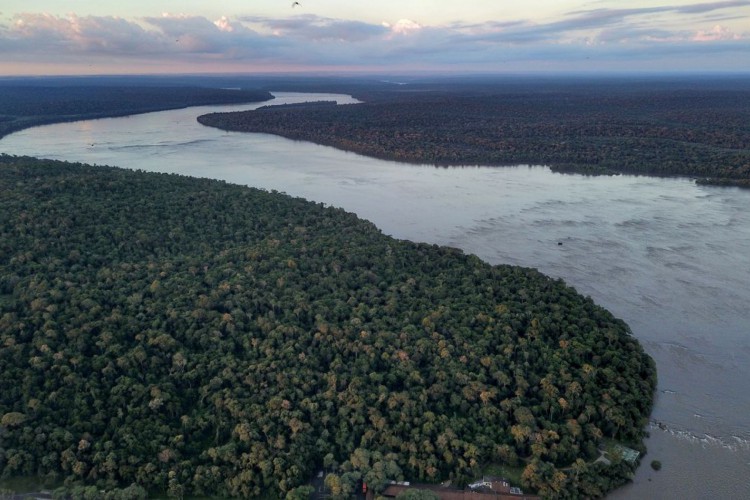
3,92,750,499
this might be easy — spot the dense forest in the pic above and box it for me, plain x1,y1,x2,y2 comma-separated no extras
0,156,655,498
198,79,750,188
0,85,271,140
3,75,748,187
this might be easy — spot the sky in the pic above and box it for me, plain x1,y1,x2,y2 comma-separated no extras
1,1,749,76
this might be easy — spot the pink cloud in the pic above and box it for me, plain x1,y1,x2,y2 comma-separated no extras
693,24,743,41
6,13,161,54
383,19,422,36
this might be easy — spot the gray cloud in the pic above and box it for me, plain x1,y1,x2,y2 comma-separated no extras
437,2,750,46
674,1,750,14
0,9,747,73
554,1,750,40
567,1,749,19
243,14,389,42
2,14,159,55
140,14,285,57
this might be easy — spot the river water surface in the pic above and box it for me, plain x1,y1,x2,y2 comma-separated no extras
2,92,750,499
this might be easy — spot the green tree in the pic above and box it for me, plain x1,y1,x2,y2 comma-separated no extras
397,489,440,500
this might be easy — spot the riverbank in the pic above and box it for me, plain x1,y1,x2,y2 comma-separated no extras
0,156,655,498
0,83,272,141
0,477,56,500
0,492,52,500
3,88,749,499
196,78,750,188
3,76,748,188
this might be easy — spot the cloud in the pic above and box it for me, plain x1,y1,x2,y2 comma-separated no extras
140,13,276,55
0,8,748,74
693,24,743,41
0,12,288,65
674,1,750,14
4,13,158,55
566,1,749,21
214,16,234,33
438,2,750,49
552,2,750,41
384,19,422,35
242,14,388,42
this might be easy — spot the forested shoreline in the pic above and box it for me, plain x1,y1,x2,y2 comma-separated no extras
3,76,748,188
0,156,656,498
0,86,272,140
197,80,750,188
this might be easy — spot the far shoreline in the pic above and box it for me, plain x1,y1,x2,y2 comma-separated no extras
2,76,748,189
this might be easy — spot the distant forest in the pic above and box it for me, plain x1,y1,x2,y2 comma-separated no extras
0,156,656,498
0,84,272,140
198,77,750,188
2,75,748,188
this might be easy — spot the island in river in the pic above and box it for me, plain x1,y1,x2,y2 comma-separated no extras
196,75,750,189
3,74,748,188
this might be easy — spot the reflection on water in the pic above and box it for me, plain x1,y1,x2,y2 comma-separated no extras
3,92,750,499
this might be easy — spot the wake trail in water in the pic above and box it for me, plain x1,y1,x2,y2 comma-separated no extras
650,420,750,452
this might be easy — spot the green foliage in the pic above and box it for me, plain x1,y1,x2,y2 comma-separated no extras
0,412,27,428
198,80,750,187
396,489,440,500
285,484,314,500
650,460,662,471
0,156,656,498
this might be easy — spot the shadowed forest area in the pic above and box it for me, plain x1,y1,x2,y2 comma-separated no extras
0,81,272,140
1,156,655,498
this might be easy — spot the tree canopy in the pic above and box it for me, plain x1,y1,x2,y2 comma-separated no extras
0,156,656,498
198,79,750,188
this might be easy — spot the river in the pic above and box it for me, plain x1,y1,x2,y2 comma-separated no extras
2,92,750,499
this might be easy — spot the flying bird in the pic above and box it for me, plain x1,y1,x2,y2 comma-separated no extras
292,1,301,7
